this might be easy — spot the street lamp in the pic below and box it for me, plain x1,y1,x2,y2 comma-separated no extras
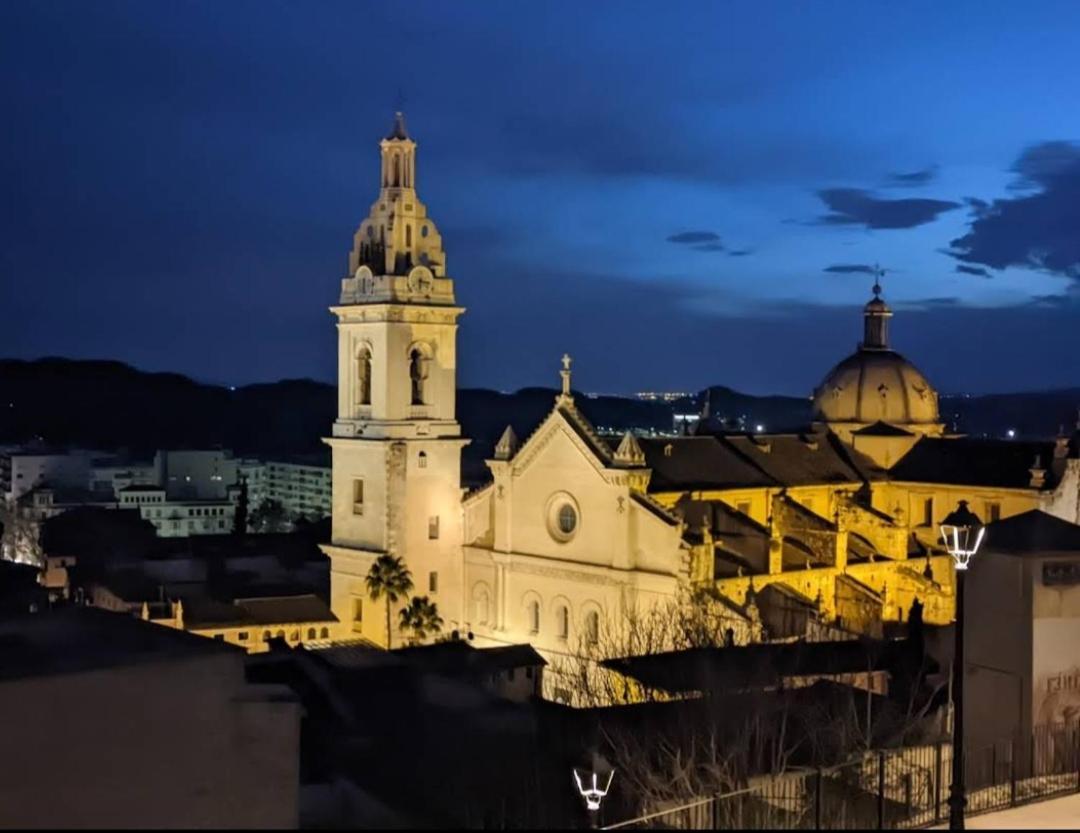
941,499,985,830
573,767,614,828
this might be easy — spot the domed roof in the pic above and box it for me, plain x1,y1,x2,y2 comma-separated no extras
812,280,942,433
813,348,940,426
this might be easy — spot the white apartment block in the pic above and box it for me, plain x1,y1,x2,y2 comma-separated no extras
118,486,237,537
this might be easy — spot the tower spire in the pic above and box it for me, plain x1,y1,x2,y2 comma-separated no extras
861,264,892,350
388,110,409,141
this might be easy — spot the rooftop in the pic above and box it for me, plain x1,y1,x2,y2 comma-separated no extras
0,607,238,683
984,510,1080,554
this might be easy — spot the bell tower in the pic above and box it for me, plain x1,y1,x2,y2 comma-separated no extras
323,113,467,647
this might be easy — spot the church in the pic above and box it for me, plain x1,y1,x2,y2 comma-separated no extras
321,114,1080,669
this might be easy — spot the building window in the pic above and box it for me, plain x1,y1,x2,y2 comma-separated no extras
921,497,934,527
320,627,330,639
353,479,364,515
238,631,248,641
585,610,600,646
418,451,427,469
352,597,363,623
263,631,271,642
275,630,285,640
307,627,316,640
557,504,577,536
290,630,299,642
986,501,1001,523
556,605,570,640
429,571,438,593
736,501,751,516
429,516,440,539
528,600,540,634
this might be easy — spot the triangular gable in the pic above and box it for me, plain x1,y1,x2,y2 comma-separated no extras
499,403,618,482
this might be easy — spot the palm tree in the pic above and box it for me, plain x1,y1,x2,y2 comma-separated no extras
365,554,414,649
399,596,444,645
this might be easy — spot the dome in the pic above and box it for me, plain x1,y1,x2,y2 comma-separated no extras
812,280,944,440
812,348,941,427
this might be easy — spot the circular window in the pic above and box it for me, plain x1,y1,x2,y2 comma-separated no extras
545,493,580,542
557,504,577,535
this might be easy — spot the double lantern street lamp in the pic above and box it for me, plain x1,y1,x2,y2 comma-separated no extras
940,500,986,831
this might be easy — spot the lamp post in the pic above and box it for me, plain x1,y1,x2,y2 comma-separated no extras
573,768,614,829
940,500,986,831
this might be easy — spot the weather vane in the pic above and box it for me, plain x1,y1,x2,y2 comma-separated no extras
871,263,886,297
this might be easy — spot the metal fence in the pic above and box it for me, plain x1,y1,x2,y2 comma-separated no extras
603,723,1080,830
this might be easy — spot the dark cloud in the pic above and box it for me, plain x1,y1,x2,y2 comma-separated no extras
693,243,726,252
667,231,722,244
949,141,1080,279
816,188,961,229
955,264,992,279
824,263,877,275
728,248,754,257
885,167,937,187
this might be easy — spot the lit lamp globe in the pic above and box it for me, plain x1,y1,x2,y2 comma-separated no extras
940,500,985,571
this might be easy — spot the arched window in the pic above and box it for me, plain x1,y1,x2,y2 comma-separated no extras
307,628,316,640
528,600,540,635
556,605,569,640
418,451,428,469
585,610,600,646
357,346,372,406
320,627,329,639
262,630,271,642
410,348,429,405
406,224,412,247
393,155,400,186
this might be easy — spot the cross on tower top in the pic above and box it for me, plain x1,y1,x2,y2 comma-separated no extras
559,354,573,401
872,263,885,298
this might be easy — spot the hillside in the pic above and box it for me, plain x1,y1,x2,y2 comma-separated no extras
1,359,1076,476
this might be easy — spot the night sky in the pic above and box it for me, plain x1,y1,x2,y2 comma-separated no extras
4,1,1080,396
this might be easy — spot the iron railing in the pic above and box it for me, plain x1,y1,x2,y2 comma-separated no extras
603,723,1080,830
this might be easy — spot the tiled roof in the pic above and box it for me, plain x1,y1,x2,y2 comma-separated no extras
184,594,337,628
639,437,774,491
983,510,1080,554
889,437,1057,490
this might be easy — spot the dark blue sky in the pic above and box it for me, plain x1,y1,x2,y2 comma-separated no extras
4,0,1080,396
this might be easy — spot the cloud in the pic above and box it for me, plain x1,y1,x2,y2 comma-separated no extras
955,264,992,279
728,248,754,257
667,231,721,244
885,166,938,187
824,263,877,275
948,141,1080,280
815,188,961,229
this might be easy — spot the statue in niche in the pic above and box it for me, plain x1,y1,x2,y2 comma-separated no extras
357,347,372,406
410,348,429,405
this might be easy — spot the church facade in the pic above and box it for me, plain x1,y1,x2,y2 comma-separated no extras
323,115,1080,667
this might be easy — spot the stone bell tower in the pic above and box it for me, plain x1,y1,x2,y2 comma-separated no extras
323,112,467,647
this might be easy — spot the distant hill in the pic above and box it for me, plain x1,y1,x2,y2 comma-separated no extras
1,359,1076,477
0,359,669,476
